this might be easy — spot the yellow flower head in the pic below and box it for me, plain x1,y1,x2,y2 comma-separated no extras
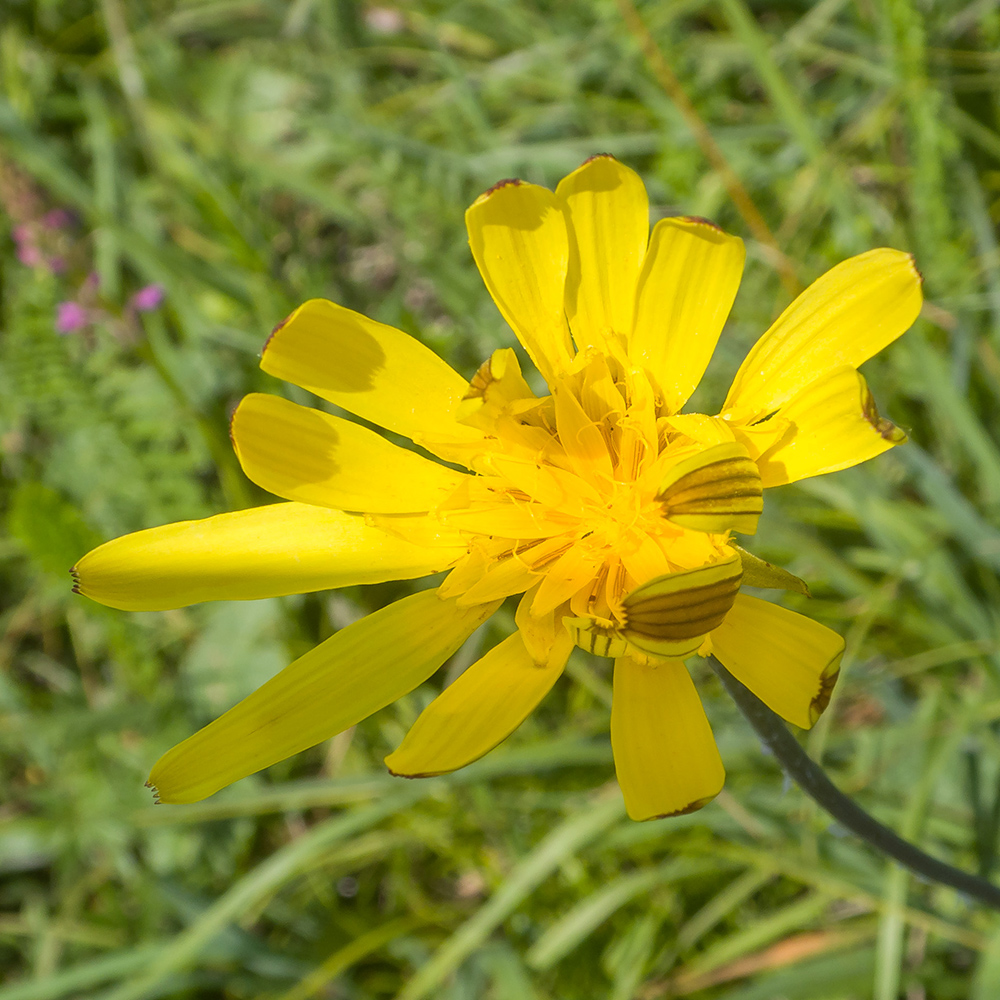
73,156,922,820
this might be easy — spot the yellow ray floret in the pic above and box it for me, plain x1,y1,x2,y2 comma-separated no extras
72,154,922,816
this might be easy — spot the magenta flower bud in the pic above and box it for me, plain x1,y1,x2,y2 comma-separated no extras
56,301,89,334
131,284,165,312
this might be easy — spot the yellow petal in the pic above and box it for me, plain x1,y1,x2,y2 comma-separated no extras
621,552,742,659
555,155,649,352
384,629,572,777
553,384,614,483
466,180,574,383
657,442,762,535
631,217,746,414
611,654,725,820
733,545,810,596
709,593,844,729
261,299,484,462
530,542,606,617
515,588,568,663
232,393,468,512
755,366,907,487
148,591,501,802
454,536,575,607
73,504,465,611
723,249,922,421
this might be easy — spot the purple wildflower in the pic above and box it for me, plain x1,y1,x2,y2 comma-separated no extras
56,301,89,334
131,284,165,312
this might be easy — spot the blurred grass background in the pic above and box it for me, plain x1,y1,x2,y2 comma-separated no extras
3,0,1000,996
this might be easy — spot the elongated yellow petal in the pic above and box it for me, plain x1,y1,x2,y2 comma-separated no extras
73,504,465,611
261,299,484,462
723,249,922,421
231,393,467,512
148,591,501,802
657,442,762,535
709,594,844,729
756,367,907,487
631,217,745,414
622,552,742,658
611,654,724,820
384,629,572,777
555,155,649,352
466,180,574,383
733,546,810,596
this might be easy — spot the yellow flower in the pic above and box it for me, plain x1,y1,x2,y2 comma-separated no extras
73,156,922,820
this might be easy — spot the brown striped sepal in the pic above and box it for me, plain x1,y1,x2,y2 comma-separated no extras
656,442,763,535
621,552,743,658
564,617,630,658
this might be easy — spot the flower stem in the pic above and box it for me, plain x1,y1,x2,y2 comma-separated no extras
710,657,1000,909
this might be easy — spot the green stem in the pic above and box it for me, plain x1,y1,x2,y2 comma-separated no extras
710,658,1000,910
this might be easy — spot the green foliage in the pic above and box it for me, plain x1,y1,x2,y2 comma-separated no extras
2,0,1000,996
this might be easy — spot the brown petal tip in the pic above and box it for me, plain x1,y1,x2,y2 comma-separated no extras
678,215,723,231
809,661,841,725
262,313,292,356
144,780,162,804
483,178,523,196
583,152,616,164
652,794,718,819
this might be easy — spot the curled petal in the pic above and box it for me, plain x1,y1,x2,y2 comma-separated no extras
755,367,907,487
723,248,922,422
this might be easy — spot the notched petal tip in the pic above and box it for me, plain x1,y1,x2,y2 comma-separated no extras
582,152,617,164
69,566,81,594
144,780,161,805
